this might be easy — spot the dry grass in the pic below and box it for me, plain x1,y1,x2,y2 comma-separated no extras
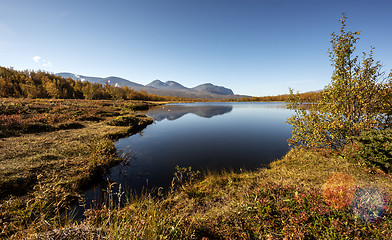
0,98,154,237
2,98,392,239
267,147,392,195
10,147,392,239
70,147,392,239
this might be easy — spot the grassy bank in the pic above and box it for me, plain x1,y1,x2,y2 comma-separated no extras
2,99,392,239
0,98,155,237
25,147,392,239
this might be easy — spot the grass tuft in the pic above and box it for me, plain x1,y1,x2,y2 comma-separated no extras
2,98,392,239
0,98,155,238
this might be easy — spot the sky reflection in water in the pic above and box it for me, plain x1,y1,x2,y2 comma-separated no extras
110,102,293,194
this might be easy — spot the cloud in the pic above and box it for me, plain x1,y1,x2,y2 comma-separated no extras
32,56,41,62
32,56,52,67
43,61,52,67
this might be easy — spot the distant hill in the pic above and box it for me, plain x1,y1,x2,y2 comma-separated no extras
56,73,144,89
56,72,240,99
146,80,188,90
191,83,233,95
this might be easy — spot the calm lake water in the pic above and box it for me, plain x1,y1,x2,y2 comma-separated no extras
81,102,293,208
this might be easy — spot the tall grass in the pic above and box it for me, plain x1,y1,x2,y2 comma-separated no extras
2,98,392,239
0,98,155,238
80,159,392,239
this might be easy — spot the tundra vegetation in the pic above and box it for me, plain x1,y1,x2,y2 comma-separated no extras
0,98,154,237
1,14,392,239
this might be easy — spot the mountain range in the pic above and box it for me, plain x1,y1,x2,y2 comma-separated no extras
56,72,241,99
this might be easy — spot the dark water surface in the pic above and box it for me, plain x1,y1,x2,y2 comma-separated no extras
115,102,291,192
81,102,293,209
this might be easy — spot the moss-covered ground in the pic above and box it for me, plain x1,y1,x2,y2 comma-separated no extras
1,98,392,239
65,147,391,239
0,98,154,237
24,148,392,239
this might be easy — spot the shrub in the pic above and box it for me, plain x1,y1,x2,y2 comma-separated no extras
287,14,392,149
351,129,392,172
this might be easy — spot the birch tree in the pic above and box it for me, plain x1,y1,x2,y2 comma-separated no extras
287,13,392,148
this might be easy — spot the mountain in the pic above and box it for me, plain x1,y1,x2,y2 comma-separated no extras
56,72,239,99
146,80,167,89
56,72,144,89
166,81,188,90
146,80,188,90
192,83,234,95
103,76,145,89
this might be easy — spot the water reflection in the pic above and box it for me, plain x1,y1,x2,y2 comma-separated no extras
113,102,292,195
147,104,233,121
77,102,293,217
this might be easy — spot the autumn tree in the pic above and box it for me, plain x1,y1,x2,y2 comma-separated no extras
287,14,392,148
0,66,176,101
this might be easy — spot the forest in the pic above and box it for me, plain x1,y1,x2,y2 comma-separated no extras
229,90,323,102
1,66,328,102
0,66,188,101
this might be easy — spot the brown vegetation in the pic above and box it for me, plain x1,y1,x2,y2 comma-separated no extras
1,98,391,239
225,91,322,102
25,147,392,239
0,98,154,237
0,66,190,101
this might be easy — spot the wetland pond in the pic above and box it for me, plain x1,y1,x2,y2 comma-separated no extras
82,102,293,207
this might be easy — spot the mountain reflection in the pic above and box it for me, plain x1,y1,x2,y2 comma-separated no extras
147,104,233,121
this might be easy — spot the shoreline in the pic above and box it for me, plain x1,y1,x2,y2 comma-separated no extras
0,98,155,237
1,98,392,238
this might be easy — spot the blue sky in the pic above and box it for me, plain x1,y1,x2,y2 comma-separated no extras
0,0,391,96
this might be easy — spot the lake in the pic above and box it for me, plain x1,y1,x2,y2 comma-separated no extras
80,102,293,210
86,102,292,197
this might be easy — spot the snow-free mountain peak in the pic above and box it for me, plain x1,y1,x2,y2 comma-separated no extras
192,83,234,95
165,81,188,90
146,80,188,90
55,72,236,99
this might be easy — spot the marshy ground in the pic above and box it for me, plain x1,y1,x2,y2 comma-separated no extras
1,98,392,239
0,98,154,237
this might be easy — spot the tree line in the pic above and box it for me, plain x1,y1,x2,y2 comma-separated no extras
0,67,187,101
223,91,322,102
237,91,322,102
